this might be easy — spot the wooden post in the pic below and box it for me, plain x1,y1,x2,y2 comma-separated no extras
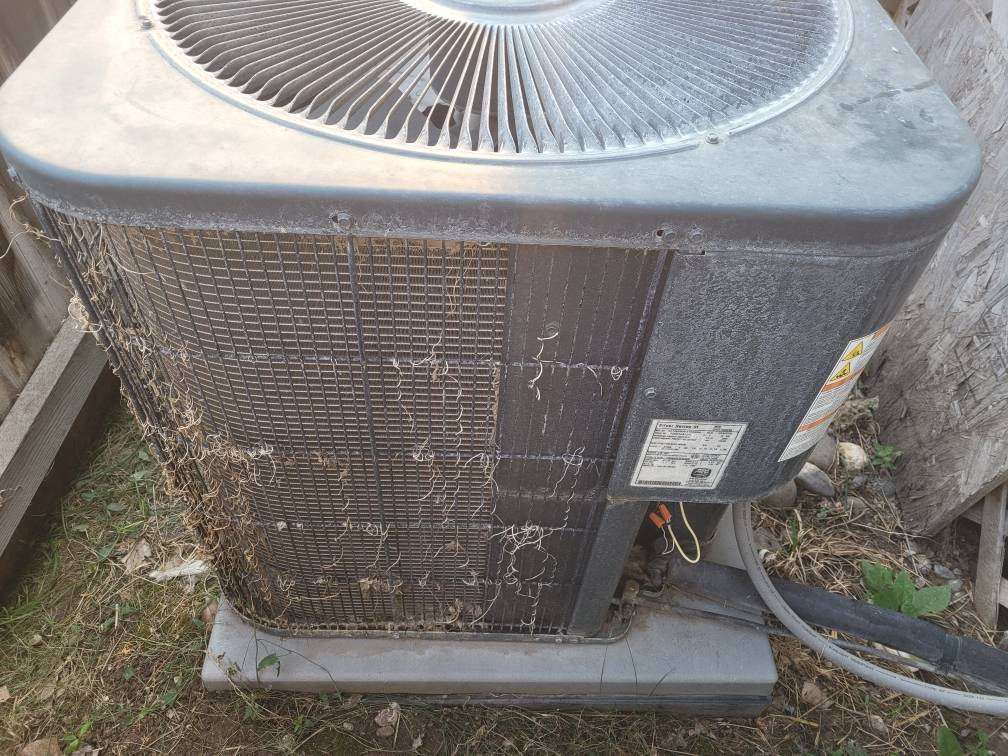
0,319,116,585
974,484,1008,627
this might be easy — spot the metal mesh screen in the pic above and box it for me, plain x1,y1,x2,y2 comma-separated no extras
46,209,668,634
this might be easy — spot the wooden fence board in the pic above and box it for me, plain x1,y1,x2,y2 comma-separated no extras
0,318,114,584
871,0,1008,534
0,2,76,419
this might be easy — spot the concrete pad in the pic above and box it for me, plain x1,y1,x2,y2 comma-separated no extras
203,599,776,713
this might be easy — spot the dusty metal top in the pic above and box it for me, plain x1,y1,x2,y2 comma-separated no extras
151,0,852,159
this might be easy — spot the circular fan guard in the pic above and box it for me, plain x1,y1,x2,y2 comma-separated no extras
150,0,853,159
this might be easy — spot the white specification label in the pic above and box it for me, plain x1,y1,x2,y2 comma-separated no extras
630,420,747,489
779,323,891,461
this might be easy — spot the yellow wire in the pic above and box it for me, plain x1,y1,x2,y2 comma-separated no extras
676,501,702,564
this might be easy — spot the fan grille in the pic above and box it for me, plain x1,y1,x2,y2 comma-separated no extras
150,0,852,158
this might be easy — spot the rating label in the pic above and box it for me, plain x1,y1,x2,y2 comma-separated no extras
631,419,747,490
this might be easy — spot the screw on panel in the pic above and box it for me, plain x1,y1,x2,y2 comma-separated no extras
687,227,705,243
705,132,720,144
644,387,657,399
138,16,153,30
331,211,354,231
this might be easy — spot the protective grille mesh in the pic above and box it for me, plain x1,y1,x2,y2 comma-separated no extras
48,210,668,634
151,0,850,157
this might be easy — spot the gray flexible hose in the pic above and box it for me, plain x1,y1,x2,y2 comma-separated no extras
732,500,1008,716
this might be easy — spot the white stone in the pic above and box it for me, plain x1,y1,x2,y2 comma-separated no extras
837,441,869,471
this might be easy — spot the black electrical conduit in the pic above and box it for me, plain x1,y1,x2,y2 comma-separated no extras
732,501,1008,715
663,556,1008,695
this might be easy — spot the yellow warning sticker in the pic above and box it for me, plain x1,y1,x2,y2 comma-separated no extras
779,323,892,461
829,362,852,382
842,342,864,361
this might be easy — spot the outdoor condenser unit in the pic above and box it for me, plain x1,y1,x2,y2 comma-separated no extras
0,0,978,710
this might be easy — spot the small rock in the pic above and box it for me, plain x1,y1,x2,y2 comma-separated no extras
867,476,897,499
796,463,835,498
374,702,400,729
850,474,867,490
376,725,395,738
18,738,60,756
954,567,962,577
340,693,362,710
915,576,928,589
28,634,42,647
848,496,869,516
757,480,798,510
342,722,354,732
0,686,9,703
909,554,931,575
866,713,891,737
869,714,889,736
202,599,219,627
753,527,782,554
807,435,837,471
932,564,956,580
35,684,56,702
837,441,869,471
946,579,963,594
800,680,830,709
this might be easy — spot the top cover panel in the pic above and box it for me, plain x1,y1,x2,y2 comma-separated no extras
0,0,979,249
152,0,850,159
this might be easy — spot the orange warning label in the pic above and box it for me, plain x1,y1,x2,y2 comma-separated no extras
829,362,852,382
842,342,864,361
779,324,892,461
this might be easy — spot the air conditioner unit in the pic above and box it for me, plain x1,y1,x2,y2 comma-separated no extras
0,0,978,711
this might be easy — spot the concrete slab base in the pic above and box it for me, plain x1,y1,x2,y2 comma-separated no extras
203,598,776,713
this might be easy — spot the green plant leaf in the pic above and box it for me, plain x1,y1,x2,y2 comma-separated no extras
938,726,965,756
96,543,116,561
893,571,916,613
161,688,179,707
256,653,280,673
872,443,903,470
872,585,904,611
904,584,952,618
860,560,893,594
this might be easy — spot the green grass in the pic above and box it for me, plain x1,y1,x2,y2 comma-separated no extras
0,407,999,754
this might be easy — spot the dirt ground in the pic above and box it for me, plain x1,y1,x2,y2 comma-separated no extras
1,397,1007,755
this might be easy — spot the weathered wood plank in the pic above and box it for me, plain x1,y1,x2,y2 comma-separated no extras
0,214,67,418
994,0,1008,47
0,319,113,583
871,0,1008,534
0,0,74,83
0,2,77,418
974,485,1008,626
